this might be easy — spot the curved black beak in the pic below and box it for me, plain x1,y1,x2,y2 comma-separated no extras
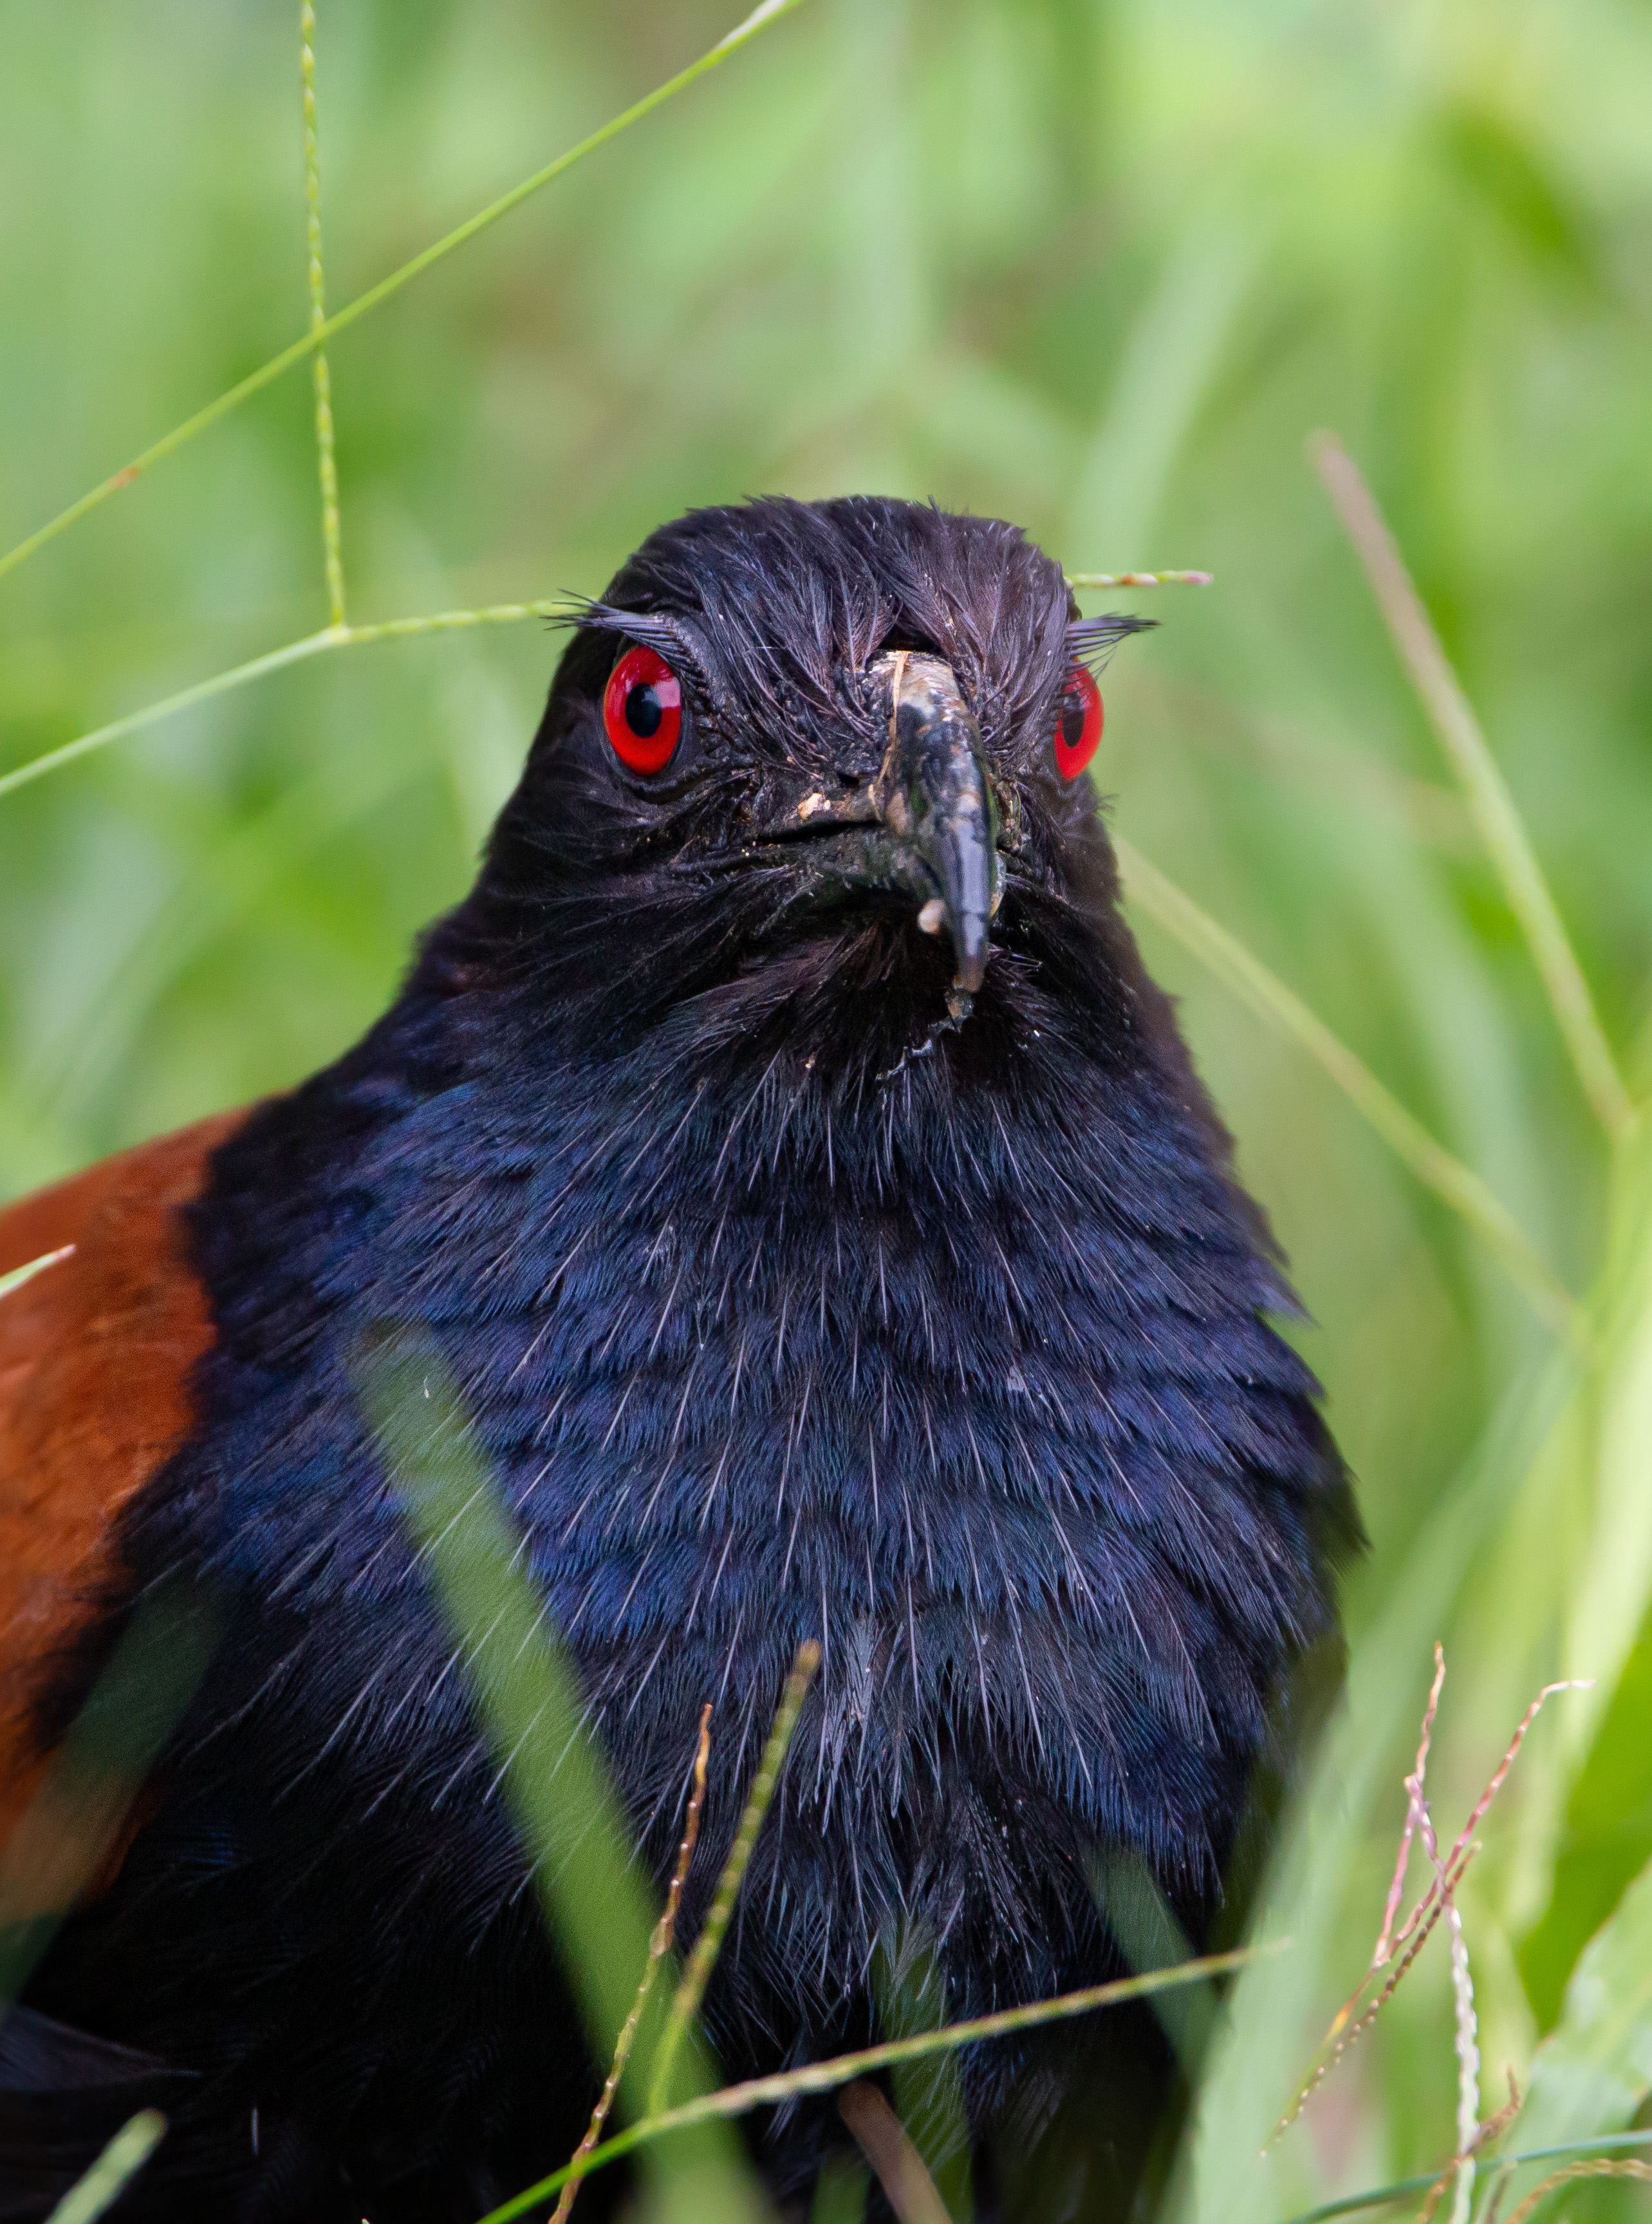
870,652,1001,994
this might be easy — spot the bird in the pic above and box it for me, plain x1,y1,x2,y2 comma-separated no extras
0,496,1357,2223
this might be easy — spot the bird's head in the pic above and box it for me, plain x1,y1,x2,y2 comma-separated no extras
451,497,1154,1075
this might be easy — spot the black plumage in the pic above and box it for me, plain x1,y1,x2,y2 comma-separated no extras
3,497,1357,2222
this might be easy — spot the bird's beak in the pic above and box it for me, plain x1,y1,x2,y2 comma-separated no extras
869,652,1002,994
753,650,1003,998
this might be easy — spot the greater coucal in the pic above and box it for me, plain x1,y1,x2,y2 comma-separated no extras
0,497,1355,2221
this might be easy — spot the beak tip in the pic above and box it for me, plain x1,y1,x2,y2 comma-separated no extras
951,926,988,996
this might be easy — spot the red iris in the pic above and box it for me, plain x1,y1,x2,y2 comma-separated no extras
1054,666,1104,782
603,644,683,775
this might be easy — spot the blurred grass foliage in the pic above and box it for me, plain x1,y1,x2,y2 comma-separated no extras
360,1336,763,2224
3,0,1651,2217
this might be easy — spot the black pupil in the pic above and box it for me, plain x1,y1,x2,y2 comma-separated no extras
1061,685,1088,750
624,682,663,739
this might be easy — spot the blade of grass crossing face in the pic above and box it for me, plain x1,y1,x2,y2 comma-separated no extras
0,0,810,590
1308,434,1637,1145
1113,835,1580,1336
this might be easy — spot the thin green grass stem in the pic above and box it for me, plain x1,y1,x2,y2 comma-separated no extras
301,1,346,629
1066,571,1212,588
552,1711,710,2224
42,2111,167,2224
1309,434,1637,1146
0,1245,74,1302
1280,2131,1652,2224
1114,835,1581,1338
0,601,562,801
479,1945,1278,2224
0,0,806,590
647,1638,821,2114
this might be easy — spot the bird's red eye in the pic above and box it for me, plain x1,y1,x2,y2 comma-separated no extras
603,644,683,775
1055,666,1104,783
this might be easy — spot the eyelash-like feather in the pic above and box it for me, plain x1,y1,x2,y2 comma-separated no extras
556,598,709,669
1064,613,1158,671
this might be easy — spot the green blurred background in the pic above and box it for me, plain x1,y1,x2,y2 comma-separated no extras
2,0,1650,2214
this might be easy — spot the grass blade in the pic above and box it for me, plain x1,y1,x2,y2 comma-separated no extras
0,0,808,590
1510,1847,1652,2157
1502,2160,1652,2224
1521,1599,1652,2026
1308,432,1637,1145
0,600,563,801
1113,833,1580,1337
647,1639,821,2113
476,1946,1280,2224
1280,2132,1652,2224
1066,571,1213,588
300,0,346,629
357,1335,678,2079
553,1709,712,2224
357,1337,763,2216
0,1244,73,1301
42,2111,167,2224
